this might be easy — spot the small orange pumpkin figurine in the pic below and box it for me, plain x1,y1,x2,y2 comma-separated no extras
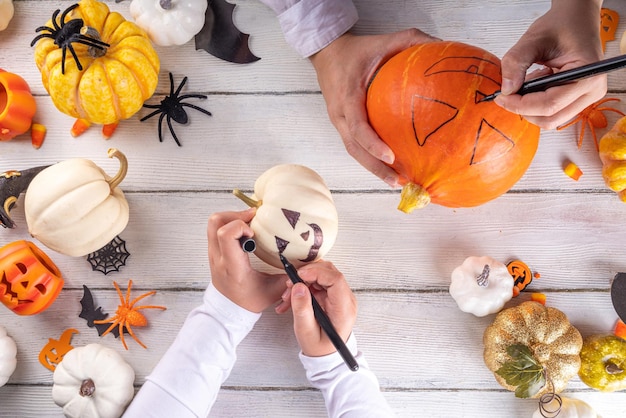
0,240,64,315
366,41,540,212
601,8,619,52
0,69,37,141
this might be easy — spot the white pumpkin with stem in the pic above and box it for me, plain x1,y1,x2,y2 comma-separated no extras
449,256,514,317
130,0,208,46
0,325,17,387
52,343,135,418
25,148,129,257
234,164,338,269
0,0,14,31
532,396,600,418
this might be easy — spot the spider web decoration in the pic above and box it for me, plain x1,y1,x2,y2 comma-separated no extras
86,235,130,275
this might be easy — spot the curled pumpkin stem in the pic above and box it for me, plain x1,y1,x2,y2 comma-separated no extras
107,148,128,190
397,182,430,213
476,264,490,287
233,188,262,208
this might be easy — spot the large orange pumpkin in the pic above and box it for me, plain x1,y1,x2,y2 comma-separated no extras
366,41,540,212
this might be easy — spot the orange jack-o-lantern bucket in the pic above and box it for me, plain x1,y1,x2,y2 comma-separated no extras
0,240,63,315
0,69,37,141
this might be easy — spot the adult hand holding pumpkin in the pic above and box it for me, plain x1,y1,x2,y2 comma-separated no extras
495,0,606,129
207,209,287,314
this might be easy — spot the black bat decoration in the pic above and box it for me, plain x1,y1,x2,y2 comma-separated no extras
0,165,51,229
195,0,260,64
79,285,127,337
612,272,626,323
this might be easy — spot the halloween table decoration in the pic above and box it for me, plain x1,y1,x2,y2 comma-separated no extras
579,334,626,392
557,97,624,150
611,272,626,323
449,256,514,317
130,0,208,46
601,8,619,52
79,285,124,337
39,328,79,372
31,0,160,138
0,68,37,141
507,259,534,297
233,164,338,269
52,343,135,418
24,148,129,257
483,301,583,398
0,325,17,387
365,41,540,212
0,0,14,31
86,235,130,275
599,115,626,201
93,280,166,350
0,165,51,229
30,123,46,149
563,160,583,181
0,240,64,315
532,395,599,418
140,72,212,146
195,0,260,64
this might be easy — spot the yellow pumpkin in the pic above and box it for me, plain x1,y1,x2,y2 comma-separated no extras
578,334,626,392
483,301,583,398
31,0,159,125
599,115,626,201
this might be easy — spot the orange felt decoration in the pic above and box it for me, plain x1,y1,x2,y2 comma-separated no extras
366,41,540,212
38,328,78,371
557,97,625,150
601,8,619,52
615,319,626,340
0,240,64,315
0,69,37,141
507,259,533,297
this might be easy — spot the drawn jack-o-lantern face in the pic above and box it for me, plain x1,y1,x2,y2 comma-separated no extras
0,240,64,315
366,41,540,209
274,208,324,263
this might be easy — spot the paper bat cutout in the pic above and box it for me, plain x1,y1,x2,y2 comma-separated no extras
612,272,626,322
195,0,260,64
79,285,127,337
0,165,51,228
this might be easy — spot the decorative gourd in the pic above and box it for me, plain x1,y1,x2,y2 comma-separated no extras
0,0,14,31
532,396,599,418
52,343,135,418
578,334,626,392
0,325,17,387
599,115,626,201
366,41,540,212
0,240,64,315
32,0,160,127
234,164,338,269
0,69,37,141
483,301,583,398
25,148,129,257
130,0,208,46
449,256,514,317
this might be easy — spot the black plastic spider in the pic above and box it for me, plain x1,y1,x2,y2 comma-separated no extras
30,3,110,74
140,72,212,146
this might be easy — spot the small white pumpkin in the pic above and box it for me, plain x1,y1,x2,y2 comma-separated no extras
449,256,514,317
0,325,17,387
130,0,208,46
52,343,135,418
25,149,129,257
532,396,600,418
0,0,14,31
234,164,338,269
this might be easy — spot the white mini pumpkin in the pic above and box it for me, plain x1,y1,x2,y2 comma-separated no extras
130,0,208,46
0,0,14,31
234,164,338,269
52,343,135,418
532,396,600,418
0,325,17,387
25,149,129,257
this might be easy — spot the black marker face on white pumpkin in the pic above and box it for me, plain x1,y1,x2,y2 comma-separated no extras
275,208,323,263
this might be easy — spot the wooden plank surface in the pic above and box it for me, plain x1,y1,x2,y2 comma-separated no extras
2,0,626,417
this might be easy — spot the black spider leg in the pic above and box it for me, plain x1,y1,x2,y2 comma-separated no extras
61,34,110,73
171,73,186,98
165,114,182,146
180,100,213,117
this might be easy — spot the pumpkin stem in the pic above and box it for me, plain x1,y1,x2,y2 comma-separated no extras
606,360,624,375
159,0,173,10
233,188,262,208
397,182,430,213
79,378,96,397
80,26,108,58
107,148,128,190
476,264,490,287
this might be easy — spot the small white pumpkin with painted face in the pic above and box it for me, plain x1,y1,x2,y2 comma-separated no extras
0,325,17,387
234,164,338,269
449,256,514,317
24,149,129,257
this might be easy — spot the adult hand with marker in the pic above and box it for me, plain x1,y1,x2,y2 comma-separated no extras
276,260,357,358
207,208,287,313
495,0,606,129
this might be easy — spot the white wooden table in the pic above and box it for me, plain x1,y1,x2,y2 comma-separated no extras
2,0,626,416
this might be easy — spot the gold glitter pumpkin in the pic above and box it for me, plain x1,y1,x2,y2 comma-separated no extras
483,301,583,398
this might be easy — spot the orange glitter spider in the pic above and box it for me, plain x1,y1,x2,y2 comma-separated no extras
93,280,166,350
557,97,625,150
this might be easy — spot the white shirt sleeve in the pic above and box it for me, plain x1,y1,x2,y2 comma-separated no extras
300,336,396,417
258,0,359,57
